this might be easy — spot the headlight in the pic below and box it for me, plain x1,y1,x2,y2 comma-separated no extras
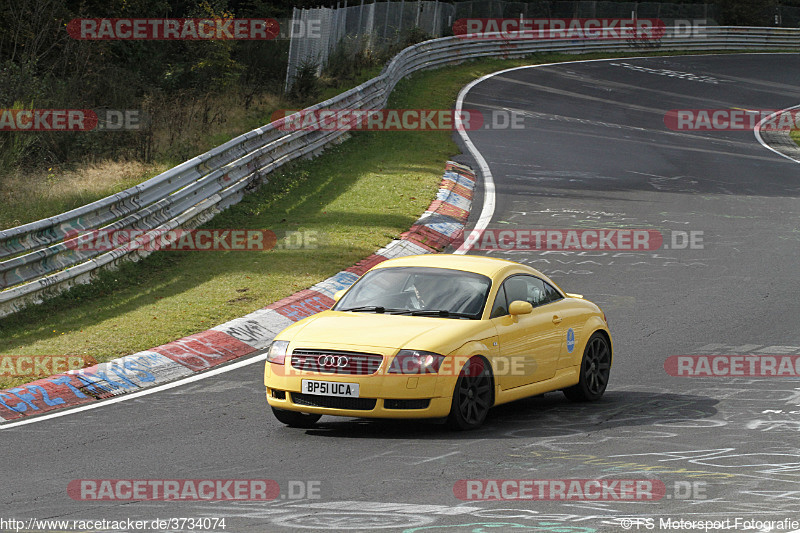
267,340,290,364
388,350,445,374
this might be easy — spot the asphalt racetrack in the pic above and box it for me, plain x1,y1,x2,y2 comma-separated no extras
4,53,800,533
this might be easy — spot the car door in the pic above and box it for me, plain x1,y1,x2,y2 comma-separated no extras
490,275,563,390
544,284,589,370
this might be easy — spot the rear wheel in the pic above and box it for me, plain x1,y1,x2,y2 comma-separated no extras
563,332,611,402
271,407,322,428
447,356,493,430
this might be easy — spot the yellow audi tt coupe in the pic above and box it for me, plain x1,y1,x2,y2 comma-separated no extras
264,254,611,430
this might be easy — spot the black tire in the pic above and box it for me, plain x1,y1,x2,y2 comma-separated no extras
563,332,611,402
271,407,322,428
447,356,493,430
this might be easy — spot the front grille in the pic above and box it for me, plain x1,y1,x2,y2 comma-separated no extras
291,392,377,411
291,349,383,375
384,399,430,410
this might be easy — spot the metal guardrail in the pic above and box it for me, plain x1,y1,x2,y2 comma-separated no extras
1,26,799,318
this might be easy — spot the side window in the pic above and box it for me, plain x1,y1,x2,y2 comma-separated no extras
503,275,548,308
492,275,560,317
490,285,508,318
544,282,564,303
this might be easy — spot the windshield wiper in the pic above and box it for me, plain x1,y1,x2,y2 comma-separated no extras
339,305,386,312
339,306,408,313
407,309,476,319
339,307,476,318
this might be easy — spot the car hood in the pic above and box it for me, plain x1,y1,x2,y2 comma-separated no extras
282,311,484,352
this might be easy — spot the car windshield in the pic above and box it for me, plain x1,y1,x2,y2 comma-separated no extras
333,266,492,319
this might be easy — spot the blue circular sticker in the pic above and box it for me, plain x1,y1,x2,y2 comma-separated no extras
566,328,575,353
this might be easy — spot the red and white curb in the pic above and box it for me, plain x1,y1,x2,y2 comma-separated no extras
0,161,476,423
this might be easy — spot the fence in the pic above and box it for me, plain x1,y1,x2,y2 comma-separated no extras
285,1,455,92
284,0,724,91
2,26,800,318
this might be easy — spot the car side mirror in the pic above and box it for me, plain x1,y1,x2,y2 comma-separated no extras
509,300,533,315
333,289,346,302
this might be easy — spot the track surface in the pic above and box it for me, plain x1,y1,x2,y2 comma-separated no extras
4,54,800,533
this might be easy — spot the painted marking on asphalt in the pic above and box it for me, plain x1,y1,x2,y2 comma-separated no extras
455,54,798,255
410,451,461,465
454,57,659,255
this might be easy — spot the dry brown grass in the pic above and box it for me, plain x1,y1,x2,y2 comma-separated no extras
0,81,296,230
0,160,170,230
140,90,287,163
0,89,288,231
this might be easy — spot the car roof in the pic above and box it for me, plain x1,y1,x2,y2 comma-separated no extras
371,253,537,279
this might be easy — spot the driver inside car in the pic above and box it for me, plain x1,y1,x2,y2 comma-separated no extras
408,275,451,309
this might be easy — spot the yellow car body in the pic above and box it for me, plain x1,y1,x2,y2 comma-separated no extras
264,254,612,429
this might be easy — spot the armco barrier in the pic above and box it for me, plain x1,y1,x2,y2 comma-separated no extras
0,161,475,422
1,27,799,317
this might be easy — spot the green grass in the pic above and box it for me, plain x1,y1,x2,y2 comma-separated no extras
791,129,800,147
0,49,741,387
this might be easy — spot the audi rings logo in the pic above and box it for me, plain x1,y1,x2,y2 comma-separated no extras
318,355,349,368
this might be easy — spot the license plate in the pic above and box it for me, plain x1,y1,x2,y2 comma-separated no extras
302,379,360,398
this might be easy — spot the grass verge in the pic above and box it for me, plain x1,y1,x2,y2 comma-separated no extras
0,49,739,388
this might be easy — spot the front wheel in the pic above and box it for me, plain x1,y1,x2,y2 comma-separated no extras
447,356,493,430
271,407,322,428
563,332,611,402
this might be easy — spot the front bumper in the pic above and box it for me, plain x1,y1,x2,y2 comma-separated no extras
264,361,456,419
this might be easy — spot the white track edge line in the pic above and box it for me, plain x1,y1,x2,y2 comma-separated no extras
754,104,800,163
0,353,268,429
